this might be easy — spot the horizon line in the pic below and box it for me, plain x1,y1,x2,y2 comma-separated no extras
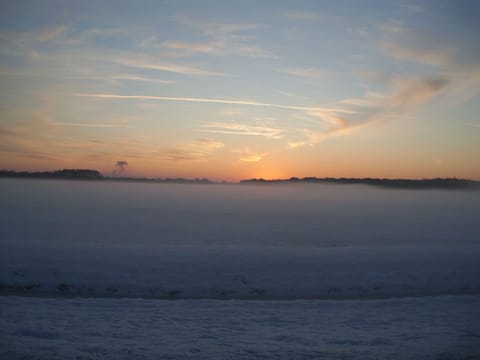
1,169,479,183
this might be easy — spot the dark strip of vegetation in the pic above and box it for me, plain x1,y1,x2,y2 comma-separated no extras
0,169,104,180
1,169,479,189
106,176,213,184
0,169,214,184
240,177,480,189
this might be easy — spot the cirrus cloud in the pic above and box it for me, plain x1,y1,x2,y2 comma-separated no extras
166,139,224,162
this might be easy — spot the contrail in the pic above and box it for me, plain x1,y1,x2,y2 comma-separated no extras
75,93,357,114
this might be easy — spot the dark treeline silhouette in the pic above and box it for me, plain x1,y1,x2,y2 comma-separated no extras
240,177,480,189
0,169,104,180
0,169,214,184
2,169,479,189
107,176,213,184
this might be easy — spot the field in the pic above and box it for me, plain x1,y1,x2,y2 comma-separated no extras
1,179,479,359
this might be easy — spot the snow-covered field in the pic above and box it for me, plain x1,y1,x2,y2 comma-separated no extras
2,295,480,359
2,245,480,300
1,178,480,358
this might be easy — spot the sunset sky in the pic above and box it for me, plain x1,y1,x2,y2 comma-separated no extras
1,0,479,180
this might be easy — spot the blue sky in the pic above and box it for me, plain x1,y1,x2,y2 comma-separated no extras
1,0,479,179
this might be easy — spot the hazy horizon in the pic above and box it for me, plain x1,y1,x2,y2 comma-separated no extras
3,167,480,182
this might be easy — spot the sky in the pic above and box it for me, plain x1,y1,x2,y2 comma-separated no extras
0,0,479,180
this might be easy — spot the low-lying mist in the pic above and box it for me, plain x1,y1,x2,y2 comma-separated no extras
1,178,478,250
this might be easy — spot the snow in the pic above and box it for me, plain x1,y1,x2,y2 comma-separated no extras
1,295,480,359
1,245,480,299
1,179,479,250
1,178,480,358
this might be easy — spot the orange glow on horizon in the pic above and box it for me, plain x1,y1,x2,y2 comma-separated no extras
2,150,480,181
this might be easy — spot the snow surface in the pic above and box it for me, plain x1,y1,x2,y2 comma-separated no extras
1,295,480,359
1,179,480,358
2,245,480,300
1,179,479,300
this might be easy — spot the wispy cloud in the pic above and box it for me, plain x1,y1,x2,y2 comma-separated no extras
465,122,480,128
175,15,266,36
380,28,480,105
75,64,452,151
200,121,283,139
53,137,158,163
341,77,447,111
76,93,353,113
80,88,378,150
398,3,425,13
377,19,405,35
111,74,174,84
240,154,265,162
287,114,376,148
116,57,228,76
7,25,127,47
166,138,224,162
159,40,220,54
52,122,136,129
378,20,459,68
217,109,246,117
276,90,309,100
64,28,128,45
0,108,60,161
339,92,387,107
232,147,268,163
148,16,275,59
281,67,333,80
354,70,389,83
34,25,69,42
287,74,450,148
0,25,68,61
159,39,276,59
390,77,448,108
76,92,368,149
0,25,67,46
0,33,42,59
281,27,298,40
382,40,454,67
281,10,331,22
